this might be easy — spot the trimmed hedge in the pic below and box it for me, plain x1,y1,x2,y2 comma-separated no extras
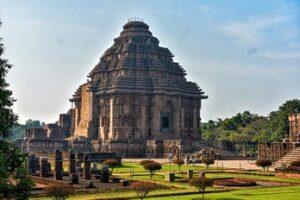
202,158,214,169
143,162,162,178
255,159,272,170
139,160,154,166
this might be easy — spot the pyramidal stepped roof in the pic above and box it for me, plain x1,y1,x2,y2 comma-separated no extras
71,20,207,100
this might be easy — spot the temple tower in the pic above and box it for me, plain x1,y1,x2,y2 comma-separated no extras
67,19,207,157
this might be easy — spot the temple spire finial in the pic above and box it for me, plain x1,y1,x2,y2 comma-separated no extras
128,17,144,22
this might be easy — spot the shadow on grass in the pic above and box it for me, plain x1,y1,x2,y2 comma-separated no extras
191,198,242,200
238,190,300,197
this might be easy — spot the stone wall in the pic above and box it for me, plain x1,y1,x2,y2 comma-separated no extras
258,142,294,161
108,139,146,157
74,84,93,138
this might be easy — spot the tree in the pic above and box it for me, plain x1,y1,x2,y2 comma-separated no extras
202,158,214,169
44,186,75,200
11,119,44,139
0,20,18,139
255,159,272,171
269,99,300,141
130,181,157,200
0,140,34,199
189,177,213,200
173,159,184,171
139,160,154,166
143,162,162,178
0,19,34,199
103,159,121,175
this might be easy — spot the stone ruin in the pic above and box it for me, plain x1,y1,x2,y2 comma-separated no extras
15,19,208,158
27,149,119,186
258,111,300,163
189,148,217,163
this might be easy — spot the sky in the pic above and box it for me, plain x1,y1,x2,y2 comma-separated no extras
0,0,299,124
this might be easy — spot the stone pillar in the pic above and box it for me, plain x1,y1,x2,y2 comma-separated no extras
101,166,110,183
76,153,83,169
69,150,76,174
187,170,193,179
27,154,36,175
199,171,206,178
47,162,52,175
40,157,49,178
54,149,63,180
83,154,91,179
70,173,79,184
165,172,175,182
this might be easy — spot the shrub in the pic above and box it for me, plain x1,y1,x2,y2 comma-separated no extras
173,159,185,171
143,162,162,178
255,159,272,171
290,161,300,167
130,181,157,200
103,159,121,175
189,177,213,200
202,158,214,169
139,160,154,166
44,186,75,200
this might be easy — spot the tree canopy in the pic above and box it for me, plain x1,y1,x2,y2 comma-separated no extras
201,99,300,153
0,20,18,139
11,119,45,139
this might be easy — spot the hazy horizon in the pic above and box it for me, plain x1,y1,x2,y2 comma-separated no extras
0,0,299,124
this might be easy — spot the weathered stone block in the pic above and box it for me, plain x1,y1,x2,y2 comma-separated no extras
70,173,79,184
187,170,193,179
40,157,49,178
100,166,110,183
165,172,175,182
54,149,63,180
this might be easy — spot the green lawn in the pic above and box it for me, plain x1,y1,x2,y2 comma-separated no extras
32,161,300,200
146,185,300,200
114,162,207,174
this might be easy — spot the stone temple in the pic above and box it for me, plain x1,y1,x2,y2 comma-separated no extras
17,19,207,157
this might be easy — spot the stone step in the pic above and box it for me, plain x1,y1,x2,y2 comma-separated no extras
272,148,300,168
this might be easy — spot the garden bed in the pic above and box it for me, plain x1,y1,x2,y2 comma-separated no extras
213,178,291,187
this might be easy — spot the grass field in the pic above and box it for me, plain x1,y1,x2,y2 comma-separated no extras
32,161,300,200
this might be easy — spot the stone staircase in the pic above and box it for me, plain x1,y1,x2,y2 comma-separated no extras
192,141,242,160
272,148,300,168
213,148,242,160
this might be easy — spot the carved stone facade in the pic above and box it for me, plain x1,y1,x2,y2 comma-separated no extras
16,20,207,157
258,111,300,161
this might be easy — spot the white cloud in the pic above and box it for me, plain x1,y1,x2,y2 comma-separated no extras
219,15,289,45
